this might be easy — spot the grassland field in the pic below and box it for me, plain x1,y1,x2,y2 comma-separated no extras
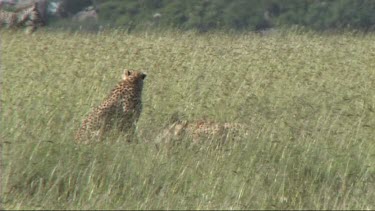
1,29,375,210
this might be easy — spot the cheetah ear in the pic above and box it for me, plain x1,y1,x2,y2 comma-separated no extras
122,70,131,80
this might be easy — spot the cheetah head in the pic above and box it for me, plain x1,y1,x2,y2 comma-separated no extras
122,69,147,82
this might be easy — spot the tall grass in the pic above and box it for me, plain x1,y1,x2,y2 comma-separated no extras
1,29,374,210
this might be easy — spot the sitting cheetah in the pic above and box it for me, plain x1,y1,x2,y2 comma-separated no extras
157,119,249,145
75,70,147,143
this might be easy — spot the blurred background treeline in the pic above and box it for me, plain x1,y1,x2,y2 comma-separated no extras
1,0,375,32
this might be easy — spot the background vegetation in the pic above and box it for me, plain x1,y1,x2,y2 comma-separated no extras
51,0,375,32
1,29,375,209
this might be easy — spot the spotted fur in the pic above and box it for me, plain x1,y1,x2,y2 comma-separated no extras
75,70,147,143
158,119,249,144
0,10,18,28
0,2,42,33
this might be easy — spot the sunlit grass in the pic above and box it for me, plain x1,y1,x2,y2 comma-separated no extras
1,29,374,210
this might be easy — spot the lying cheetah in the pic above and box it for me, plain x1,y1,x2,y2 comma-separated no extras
157,119,249,144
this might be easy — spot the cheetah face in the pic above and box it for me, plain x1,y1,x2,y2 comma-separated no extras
122,70,147,81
